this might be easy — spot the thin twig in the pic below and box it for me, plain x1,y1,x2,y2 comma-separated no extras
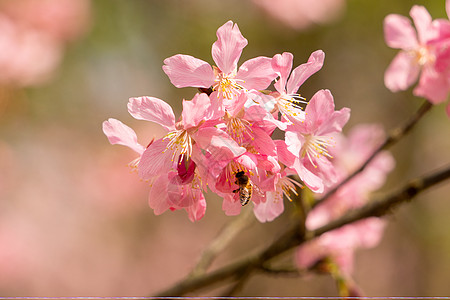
154,163,450,296
313,100,433,208
189,208,255,277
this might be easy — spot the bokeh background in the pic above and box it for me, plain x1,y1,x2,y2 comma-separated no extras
0,0,449,297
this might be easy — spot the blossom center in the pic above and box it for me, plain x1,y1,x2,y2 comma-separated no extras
226,116,253,145
301,134,334,167
277,93,307,118
413,45,435,66
212,67,245,99
277,176,303,202
163,129,193,163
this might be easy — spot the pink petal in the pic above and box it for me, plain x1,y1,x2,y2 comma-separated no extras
162,54,215,88
413,66,450,103
138,138,173,180
275,140,297,167
384,51,420,92
194,127,246,160
383,14,418,49
222,194,242,216
447,0,450,19
102,118,145,154
292,158,324,193
128,96,175,131
285,130,303,158
236,56,277,90
253,191,284,223
410,5,433,44
272,52,293,94
304,89,335,132
353,218,386,248
148,175,171,215
182,93,212,129
286,50,325,94
235,153,258,170
249,127,277,157
185,195,207,222
212,21,248,74
317,107,351,136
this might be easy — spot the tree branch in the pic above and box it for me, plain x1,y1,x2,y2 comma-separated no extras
314,100,433,208
154,163,450,297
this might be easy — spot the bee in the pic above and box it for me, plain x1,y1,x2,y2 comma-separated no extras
233,170,253,206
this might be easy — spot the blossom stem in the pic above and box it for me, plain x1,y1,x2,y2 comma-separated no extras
153,162,450,297
313,99,433,208
188,208,255,278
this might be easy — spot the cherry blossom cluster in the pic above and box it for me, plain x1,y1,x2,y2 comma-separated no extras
103,20,351,222
384,0,450,116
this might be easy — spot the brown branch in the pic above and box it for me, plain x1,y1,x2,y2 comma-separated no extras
313,100,433,208
154,163,450,297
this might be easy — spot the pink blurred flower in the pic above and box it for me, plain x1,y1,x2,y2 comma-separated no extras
296,217,386,277
296,124,395,278
384,2,450,109
163,21,276,102
0,0,90,42
252,0,346,31
0,0,91,87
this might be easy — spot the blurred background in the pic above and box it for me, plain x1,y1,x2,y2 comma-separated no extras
0,0,449,297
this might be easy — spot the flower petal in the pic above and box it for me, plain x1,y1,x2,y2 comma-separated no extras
384,51,420,92
148,175,171,215
272,52,293,94
236,56,277,90
384,14,418,49
128,96,175,131
182,93,212,129
222,193,242,216
162,54,215,88
292,158,324,193
286,50,325,94
138,138,173,180
410,5,433,44
194,127,246,160
185,195,207,222
253,191,284,223
212,21,248,74
102,118,145,154
304,89,335,132
413,66,450,103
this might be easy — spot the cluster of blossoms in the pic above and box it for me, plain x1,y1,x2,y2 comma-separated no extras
384,0,450,116
103,20,351,222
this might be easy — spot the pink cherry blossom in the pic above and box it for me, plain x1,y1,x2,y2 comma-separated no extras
253,168,302,222
263,50,325,123
384,3,450,105
163,21,277,101
285,89,350,189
